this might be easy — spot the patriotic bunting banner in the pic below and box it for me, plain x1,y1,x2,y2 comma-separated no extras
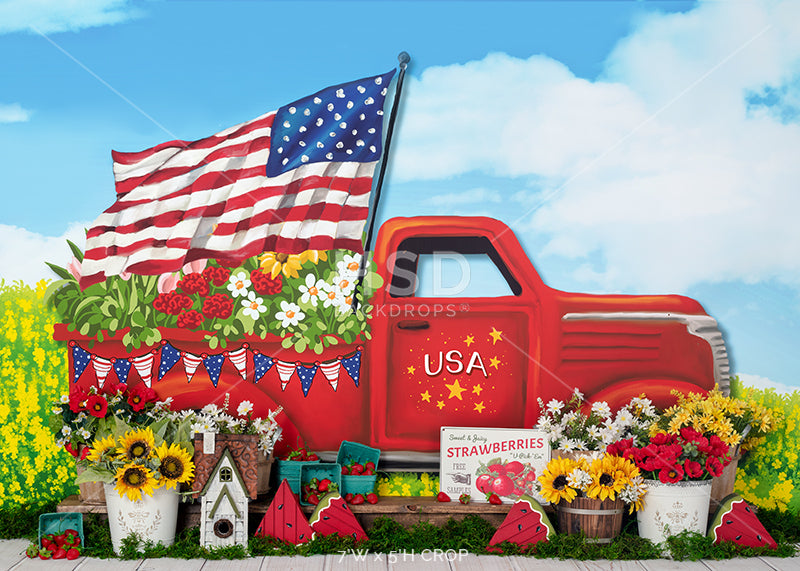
113,358,132,384
68,341,361,397
91,356,113,388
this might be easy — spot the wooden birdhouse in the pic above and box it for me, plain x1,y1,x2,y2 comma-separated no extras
199,448,249,548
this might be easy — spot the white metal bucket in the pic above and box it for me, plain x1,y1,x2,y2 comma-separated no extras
637,479,712,545
103,483,180,554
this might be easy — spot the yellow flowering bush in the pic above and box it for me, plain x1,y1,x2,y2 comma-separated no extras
0,280,77,508
376,472,438,497
732,376,800,513
656,385,779,450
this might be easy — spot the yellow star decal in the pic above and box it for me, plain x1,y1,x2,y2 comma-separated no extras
421,390,431,402
489,327,503,344
445,379,467,400
489,356,501,369
472,384,483,396
436,400,445,410
407,365,416,375
464,334,475,347
474,401,486,413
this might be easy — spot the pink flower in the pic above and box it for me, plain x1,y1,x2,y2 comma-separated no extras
67,257,82,281
158,272,181,294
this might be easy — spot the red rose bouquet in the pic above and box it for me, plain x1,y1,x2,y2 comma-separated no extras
606,427,732,483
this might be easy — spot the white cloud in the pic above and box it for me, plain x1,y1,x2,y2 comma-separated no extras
0,102,32,123
0,0,141,35
0,223,88,286
393,1,800,294
423,187,502,207
736,373,799,395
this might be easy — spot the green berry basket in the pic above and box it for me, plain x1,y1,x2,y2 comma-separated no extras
299,464,342,506
38,512,84,550
337,440,380,497
275,459,321,494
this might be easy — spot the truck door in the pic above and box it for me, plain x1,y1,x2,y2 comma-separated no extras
378,236,535,451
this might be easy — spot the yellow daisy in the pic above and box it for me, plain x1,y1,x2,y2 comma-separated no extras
154,442,195,489
538,457,578,505
114,464,156,501
86,434,118,463
259,252,304,279
118,427,156,462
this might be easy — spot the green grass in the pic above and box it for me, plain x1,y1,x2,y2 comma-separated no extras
6,503,798,560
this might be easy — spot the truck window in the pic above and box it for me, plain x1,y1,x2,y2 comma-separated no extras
389,236,521,298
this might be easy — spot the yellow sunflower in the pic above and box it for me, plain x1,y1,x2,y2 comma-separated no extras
114,463,157,501
585,456,631,501
259,251,304,279
154,442,195,489
538,457,578,505
299,250,328,265
118,427,156,462
86,434,118,463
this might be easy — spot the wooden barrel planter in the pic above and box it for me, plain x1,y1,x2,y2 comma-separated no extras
557,497,624,543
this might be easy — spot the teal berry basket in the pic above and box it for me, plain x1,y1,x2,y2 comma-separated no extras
38,513,84,550
275,459,321,494
299,464,342,506
337,440,380,497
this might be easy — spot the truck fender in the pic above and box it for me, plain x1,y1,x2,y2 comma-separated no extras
585,378,713,412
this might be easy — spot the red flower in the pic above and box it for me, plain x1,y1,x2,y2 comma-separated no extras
69,385,88,413
695,435,712,454
658,464,685,483
679,426,703,443
100,380,126,396
127,383,157,412
705,456,724,478
86,394,108,418
684,459,703,479
153,292,193,315
202,266,231,287
708,435,729,458
178,273,210,296
606,438,633,457
176,309,205,329
202,293,234,319
650,433,676,446
251,268,283,295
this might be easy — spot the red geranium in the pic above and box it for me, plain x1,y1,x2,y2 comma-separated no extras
178,273,210,296
153,292,193,315
202,293,234,319
177,309,205,329
127,383,157,412
86,394,108,418
705,456,724,478
202,266,231,287
658,465,684,484
250,268,283,295
684,459,703,479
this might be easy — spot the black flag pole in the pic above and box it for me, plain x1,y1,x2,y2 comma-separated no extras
352,51,410,310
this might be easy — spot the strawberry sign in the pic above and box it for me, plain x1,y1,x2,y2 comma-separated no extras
439,427,549,504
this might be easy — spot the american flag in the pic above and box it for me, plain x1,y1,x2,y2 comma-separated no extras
79,69,397,289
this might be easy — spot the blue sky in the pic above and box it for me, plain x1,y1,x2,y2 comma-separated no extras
1,0,799,392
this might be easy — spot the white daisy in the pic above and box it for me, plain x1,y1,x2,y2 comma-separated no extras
275,300,305,328
241,291,267,318
299,274,325,307
227,271,251,298
237,400,254,417
591,401,612,419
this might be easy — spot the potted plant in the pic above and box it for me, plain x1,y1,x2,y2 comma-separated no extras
606,427,732,544
655,386,780,504
536,453,646,543
75,414,195,554
184,394,283,498
50,380,170,503
535,389,659,460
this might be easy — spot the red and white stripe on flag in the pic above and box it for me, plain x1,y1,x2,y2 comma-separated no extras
78,111,377,289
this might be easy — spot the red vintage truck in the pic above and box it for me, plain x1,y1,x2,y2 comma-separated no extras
55,216,729,460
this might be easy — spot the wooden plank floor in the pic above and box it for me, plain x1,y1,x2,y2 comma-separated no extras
3,540,800,571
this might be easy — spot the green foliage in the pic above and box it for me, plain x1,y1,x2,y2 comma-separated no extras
731,375,800,513
0,502,56,540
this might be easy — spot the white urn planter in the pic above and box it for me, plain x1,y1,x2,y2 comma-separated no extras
104,483,180,554
637,479,712,545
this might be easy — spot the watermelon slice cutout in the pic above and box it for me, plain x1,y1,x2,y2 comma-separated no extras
708,494,777,549
488,494,554,552
254,478,314,544
309,491,368,541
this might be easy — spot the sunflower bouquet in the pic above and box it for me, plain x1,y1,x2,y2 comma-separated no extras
50,380,173,456
535,389,659,453
655,386,779,451
537,453,646,513
75,414,195,501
